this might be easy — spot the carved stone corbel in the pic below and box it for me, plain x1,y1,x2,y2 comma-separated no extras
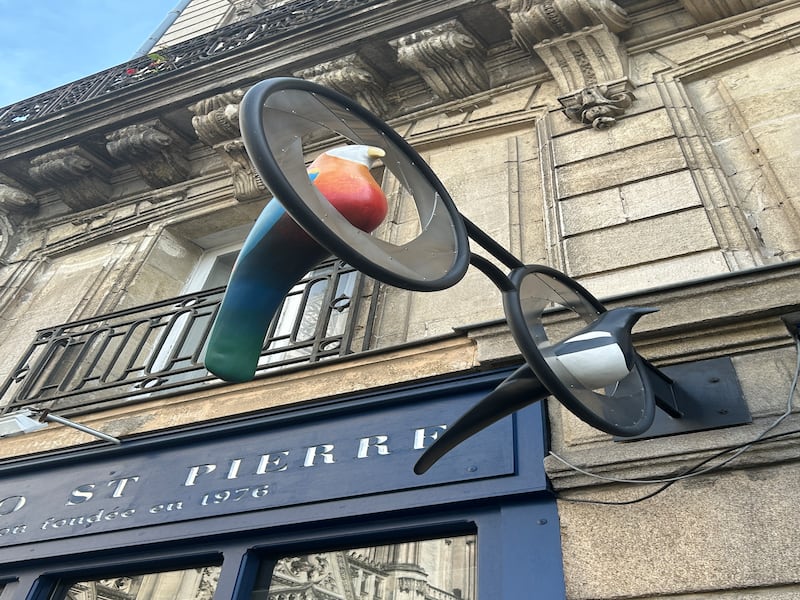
535,25,630,92
0,178,38,261
496,0,629,55
189,90,268,203
391,20,489,102
28,146,113,211
495,0,635,127
106,119,190,189
296,54,389,117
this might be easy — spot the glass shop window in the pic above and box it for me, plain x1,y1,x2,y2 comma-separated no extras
251,534,477,600
63,565,221,600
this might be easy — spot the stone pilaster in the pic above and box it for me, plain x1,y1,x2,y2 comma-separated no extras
391,20,489,101
28,147,113,211
296,54,389,117
106,119,190,189
189,90,268,203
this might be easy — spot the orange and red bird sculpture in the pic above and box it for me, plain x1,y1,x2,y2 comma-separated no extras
204,145,388,382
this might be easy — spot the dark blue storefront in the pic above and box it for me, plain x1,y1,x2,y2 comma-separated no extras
0,368,566,599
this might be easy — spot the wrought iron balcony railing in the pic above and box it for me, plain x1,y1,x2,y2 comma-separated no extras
0,259,362,416
0,0,380,132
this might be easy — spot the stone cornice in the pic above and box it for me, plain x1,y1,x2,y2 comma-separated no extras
0,0,488,157
1,0,791,205
3,0,784,163
3,171,236,264
627,0,797,57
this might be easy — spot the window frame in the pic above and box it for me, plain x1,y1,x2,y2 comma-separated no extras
5,499,563,600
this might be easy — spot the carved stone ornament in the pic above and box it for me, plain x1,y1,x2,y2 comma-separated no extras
495,0,630,54
391,20,489,101
28,146,112,211
296,54,389,116
0,180,38,217
496,0,632,102
560,78,635,128
195,566,220,600
97,577,135,593
535,24,630,93
0,180,38,261
679,0,778,24
106,119,190,189
189,90,268,203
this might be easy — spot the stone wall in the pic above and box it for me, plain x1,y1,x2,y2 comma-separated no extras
0,1,799,598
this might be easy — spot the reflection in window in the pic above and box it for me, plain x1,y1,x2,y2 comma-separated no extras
253,534,476,600
63,565,220,600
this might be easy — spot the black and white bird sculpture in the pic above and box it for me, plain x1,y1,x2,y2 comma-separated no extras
414,306,657,474
553,306,658,389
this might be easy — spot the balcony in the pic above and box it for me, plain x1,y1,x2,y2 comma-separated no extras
0,0,384,133
0,259,362,416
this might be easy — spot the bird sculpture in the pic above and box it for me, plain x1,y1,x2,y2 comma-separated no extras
414,306,657,474
552,306,658,389
204,145,388,383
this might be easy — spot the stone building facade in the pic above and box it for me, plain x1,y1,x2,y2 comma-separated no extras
0,1,799,598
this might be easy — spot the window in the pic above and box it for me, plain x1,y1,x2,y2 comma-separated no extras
252,535,476,600
64,566,221,600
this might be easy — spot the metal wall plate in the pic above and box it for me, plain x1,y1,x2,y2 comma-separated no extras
617,356,751,441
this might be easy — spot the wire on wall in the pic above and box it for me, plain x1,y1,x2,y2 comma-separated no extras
555,335,800,505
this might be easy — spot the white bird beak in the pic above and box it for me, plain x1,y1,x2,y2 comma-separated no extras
324,144,385,168
367,146,385,160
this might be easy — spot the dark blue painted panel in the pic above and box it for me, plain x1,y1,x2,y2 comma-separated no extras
0,369,549,559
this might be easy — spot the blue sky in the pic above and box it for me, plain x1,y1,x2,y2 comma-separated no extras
0,1,180,107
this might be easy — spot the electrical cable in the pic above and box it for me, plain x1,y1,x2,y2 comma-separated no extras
554,335,800,505
557,427,800,505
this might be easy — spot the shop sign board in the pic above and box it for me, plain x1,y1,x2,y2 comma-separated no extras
0,376,546,548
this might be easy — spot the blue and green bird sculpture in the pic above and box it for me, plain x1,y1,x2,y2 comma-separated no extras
204,145,388,382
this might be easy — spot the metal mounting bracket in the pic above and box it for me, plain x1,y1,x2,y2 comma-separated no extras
617,356,751,441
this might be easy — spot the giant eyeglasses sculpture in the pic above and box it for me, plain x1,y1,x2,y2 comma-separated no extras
204,78,748,475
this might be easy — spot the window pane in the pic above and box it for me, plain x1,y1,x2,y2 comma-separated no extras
202,251,239,289
63,565,221,600
253,534,476,600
